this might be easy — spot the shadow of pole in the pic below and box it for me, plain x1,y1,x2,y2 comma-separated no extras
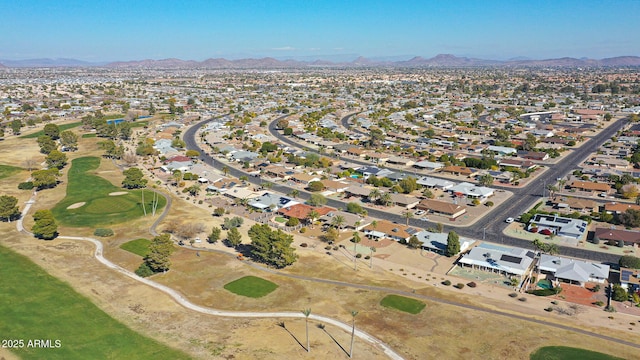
317,324,349,357
277,321,307,352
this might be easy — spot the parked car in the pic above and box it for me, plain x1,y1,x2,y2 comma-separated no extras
414,210,426,216
505,217,514,223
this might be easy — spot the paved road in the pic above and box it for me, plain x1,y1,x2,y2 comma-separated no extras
16,179,640,353
16,191,404,360
186,114,628,264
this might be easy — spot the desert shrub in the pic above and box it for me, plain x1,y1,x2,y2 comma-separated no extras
300,243,308,248
509,292,518,298
593,300,604,306
324,246,332,250
454,283,465,289
299,227,307,233
355,253,362,258
529,287,562,296
442,280,451,286
94,228,114,237
18,181,34,190
135,262,153,277
467,282,477,288
544,307,553,312
591,284,601,293
518,297,527,302
485,201,494,207
364,255,370,260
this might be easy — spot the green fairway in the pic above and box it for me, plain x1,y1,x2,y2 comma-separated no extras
0,164,23,179
380,294,426,314
224,276,278,298
20,121,83,139
0,244,189,360
120,238,151,257
530,346,624,360
51,157,166,227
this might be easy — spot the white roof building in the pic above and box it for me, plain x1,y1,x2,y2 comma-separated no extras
538,254,610,286
458,243,535,277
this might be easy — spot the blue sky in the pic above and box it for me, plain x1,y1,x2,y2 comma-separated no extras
1,0,638,61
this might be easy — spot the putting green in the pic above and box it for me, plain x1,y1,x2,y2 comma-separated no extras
52,157,165,227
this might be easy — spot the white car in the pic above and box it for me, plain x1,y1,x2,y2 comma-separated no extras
505,217,515,223
419,217,429,222
414,210,426,216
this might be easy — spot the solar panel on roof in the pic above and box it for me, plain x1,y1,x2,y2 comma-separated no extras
500,254,522,264
621,270,632,282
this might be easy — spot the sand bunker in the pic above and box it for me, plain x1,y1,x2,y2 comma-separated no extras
109,191,128,196
67,202,86,209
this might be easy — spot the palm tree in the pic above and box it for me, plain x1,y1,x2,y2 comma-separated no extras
301,308,311,352
331,215,346,231
352,231,361,253
369,246,376,268
306,210,320,228
349,310,359,358
402,210,414,225
379,192,392,207
368,188,381,203
222,166,230,176
289,189,299,198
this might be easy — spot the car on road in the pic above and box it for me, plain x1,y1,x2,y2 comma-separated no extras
419,217,429,222
505,217,515,223
414,209,426,216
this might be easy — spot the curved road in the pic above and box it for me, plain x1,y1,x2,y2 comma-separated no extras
186,113,627,263
16,191,640,352
16,191,404,360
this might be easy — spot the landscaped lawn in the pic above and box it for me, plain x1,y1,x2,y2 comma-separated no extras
274,216,287,223
380,294,426,314
530,346,624,360
223,276,278,298
81,133,96,138
120,238,151,257
0,244,189,360
51,157,166,227
19,121,83,139
0,164,23,179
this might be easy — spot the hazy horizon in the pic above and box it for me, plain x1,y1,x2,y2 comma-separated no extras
1,0,639,62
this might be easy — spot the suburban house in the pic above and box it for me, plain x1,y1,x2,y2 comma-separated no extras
290,173,322,186
549,196,598,213
620,268,640,292
603,202,640,214
277,203,334,222
248,192,299,211
537,254,610,286
389,193,420,209
498,158,537,171
416,198,467,219
318,210,371,231
457,243,536,279
416,176,455,190
528,214,588,239
357,166,395,179
320,179,350,193
344,185,373,198
449,182,494,201
223,188,263,201
414,231,475,254
413,160,444,171
441,166,479,177
362,220,420,242
593,227,640,247
519,151,550,161
568,180,610,194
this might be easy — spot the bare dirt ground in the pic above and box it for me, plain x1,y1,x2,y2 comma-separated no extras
3,134,640,359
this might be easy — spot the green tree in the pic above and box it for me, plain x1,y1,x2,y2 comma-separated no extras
346,202,364,214
620,255,640,269
31,168,59,189
306,210,320,228
45,149,67,170
408,235,422,249
446,231,460,257
122,167,147,189
0,195,20,221
31,209,58,240
227,227,242,247
308,193,327,206
402,210,414,225
285,217,300,227
37,135,57,154
185,184,201,196
248,224,298,268
330,215,346,230
307,181,325,192
59,130,78,151
213,207,226,217
144,233,175,272
43,123,60,139
478,174,494,187
10,119,23,135
185,149,200,158
172,137,186,149
207,226,222,243
612,284,628,302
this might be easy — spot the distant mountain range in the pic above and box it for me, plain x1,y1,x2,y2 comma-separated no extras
2,54,640,68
